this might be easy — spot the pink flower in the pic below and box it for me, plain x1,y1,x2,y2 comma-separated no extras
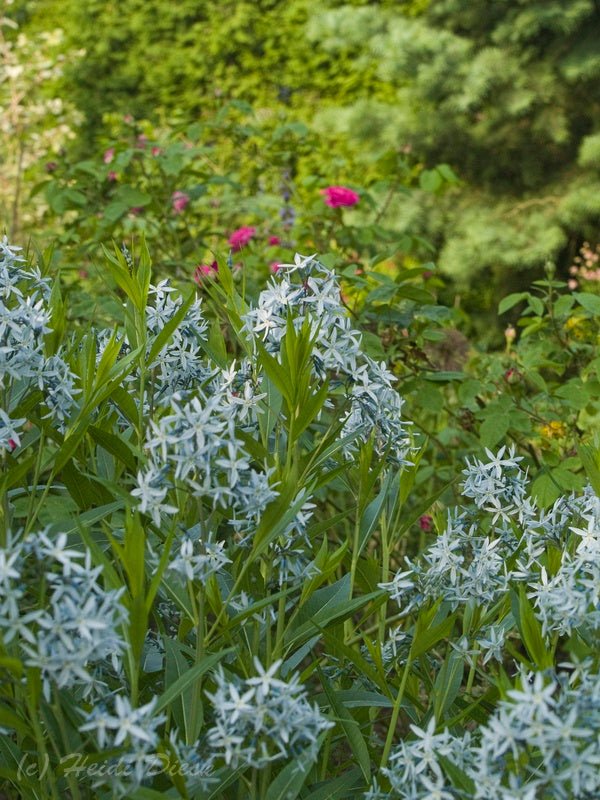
151,146,161,157
129,206,144,216
228,226,256,251
194,261,218,282
103,148,115,164
568,279,578,290
136,134,148,149
172,191,190,214
270,262,280,273
419,515,433,532
107,170,118,182
123,114,134,124
268,236,281,246
321,185,360,208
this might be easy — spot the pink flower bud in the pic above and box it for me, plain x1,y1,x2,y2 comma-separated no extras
171,191,190,214
419,515,433,532
194,261,218,282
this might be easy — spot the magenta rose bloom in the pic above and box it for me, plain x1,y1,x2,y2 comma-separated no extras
321,186,360,208
172,191,190,214
228,226,256,251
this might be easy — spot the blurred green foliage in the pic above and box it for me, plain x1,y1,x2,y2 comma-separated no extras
10,0,598,296
18,0,399,144
0,14,82,240
307,0,600,283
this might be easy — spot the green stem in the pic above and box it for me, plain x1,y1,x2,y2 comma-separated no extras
130,655,139,708
0,383,8,546
0,461,8,549
273,586,287,661
52,689,82,800
466,659,477,694
26,693,60,800
260,762,272,800
379,513,390,646
285,417,294,475
349,512,361,599
137,326,147,447
205,556,256,647
320,729,332,781
23,469,57,537
25,431,46,528
347,490,363,641
381,653,413,769
188,585,205,743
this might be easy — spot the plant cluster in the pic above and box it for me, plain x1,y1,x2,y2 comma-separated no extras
349,260,600,511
